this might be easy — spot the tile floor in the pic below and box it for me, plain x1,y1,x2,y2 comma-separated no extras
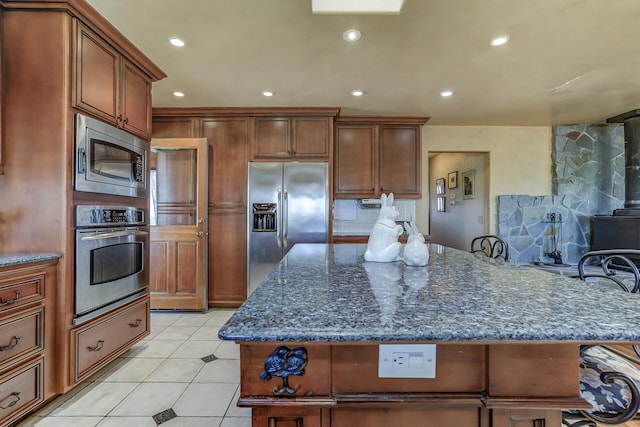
18,308,250,427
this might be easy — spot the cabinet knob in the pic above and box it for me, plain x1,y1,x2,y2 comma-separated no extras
196,231,205,237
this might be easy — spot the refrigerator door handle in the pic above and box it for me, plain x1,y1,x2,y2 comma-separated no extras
283,188,288,247
276,188,282,248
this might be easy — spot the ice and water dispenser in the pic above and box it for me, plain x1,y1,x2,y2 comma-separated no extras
252,203,276,231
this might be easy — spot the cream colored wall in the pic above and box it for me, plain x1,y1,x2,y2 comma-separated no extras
416,126,553,235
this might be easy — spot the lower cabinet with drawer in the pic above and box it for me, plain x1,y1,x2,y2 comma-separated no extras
0,257,57,427
0,357,44,426
72,295,150,382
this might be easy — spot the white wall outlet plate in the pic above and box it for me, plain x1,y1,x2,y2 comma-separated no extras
378,344,436,378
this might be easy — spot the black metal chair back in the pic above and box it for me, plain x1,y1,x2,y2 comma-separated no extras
470,235,509,261
577,249,640,293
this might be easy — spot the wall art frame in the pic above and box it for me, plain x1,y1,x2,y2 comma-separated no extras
462,169,475,199
448,171,458,189
437,195,446,212
436,177,445,195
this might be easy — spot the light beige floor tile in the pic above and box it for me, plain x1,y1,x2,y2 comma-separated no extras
17,416,104,426
109,382,188,416
193,359,240,383
24,382,94,417
205,310,235,326
125,339,184,358
171,339,221,359
225,386,252,418
96,416,158,427
145,358,205,382
149,311,184,326
190,326,221,341
163,416,224,426
96,357,164,382
50,382,138,416
214,340,241,359
173,383,237,417
172,313,213,326
220,417,252,427
153,326,199,341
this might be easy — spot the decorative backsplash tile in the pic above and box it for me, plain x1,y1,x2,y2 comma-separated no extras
333,199,416,236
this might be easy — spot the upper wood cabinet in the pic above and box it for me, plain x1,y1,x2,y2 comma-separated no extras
334,117,429,199
250,115,335,160
73,21,152,139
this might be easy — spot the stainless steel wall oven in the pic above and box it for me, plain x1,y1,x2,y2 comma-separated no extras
74,205,149,325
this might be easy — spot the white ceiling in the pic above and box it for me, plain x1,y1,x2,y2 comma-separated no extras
86,0,640,125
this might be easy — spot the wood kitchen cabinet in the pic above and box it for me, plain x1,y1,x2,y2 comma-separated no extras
0,258,58,427
334,117,429,199
0,1,164,402
250,112,337,161
153,108,338,307
73,20,152,139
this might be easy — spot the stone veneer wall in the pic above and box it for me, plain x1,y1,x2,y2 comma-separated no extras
497,124,624,264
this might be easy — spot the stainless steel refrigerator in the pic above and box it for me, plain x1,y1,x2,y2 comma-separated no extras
248,162,328,293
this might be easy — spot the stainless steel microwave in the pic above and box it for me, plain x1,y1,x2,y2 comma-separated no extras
75,113,149,198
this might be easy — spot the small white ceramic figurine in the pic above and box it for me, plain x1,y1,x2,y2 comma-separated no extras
364,193,403,262
402,221,429,266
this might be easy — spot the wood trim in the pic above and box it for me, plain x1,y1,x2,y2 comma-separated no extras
153,107,341,118
336,116,430,125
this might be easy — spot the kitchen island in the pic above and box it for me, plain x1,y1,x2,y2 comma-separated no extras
219,243,640,427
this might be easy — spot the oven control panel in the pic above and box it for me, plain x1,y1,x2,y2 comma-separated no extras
75,205,146,227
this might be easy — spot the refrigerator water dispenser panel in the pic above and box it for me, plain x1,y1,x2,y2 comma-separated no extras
253,203,277,231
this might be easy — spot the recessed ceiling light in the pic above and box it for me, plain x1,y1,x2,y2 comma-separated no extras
169,37,186,47
173,91,185,97
262,91,275,97
490,35,510,46
351,90,364,97
440,90,453,98
343,29,361,42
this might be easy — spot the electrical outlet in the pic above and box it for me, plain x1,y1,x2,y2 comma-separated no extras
378,344,436,378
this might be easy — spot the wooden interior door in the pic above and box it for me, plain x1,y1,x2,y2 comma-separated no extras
149,138,208,310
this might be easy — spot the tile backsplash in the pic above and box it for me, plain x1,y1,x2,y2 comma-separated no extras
332,199,416,235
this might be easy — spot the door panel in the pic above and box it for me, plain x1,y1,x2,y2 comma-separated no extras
150,138,208,310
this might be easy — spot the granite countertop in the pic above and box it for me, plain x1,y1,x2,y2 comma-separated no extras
0,253,62,267
219,243,640,344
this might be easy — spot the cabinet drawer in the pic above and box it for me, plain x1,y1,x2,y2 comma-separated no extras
73,297,149,381
0,272,45,314
0,357,44,426
0,308,43,370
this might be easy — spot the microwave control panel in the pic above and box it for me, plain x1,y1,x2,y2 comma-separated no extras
75,205,146,227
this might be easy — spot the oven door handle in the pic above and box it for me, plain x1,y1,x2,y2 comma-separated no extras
80,230,149,240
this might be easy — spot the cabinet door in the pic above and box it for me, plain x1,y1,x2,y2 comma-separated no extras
202,118,248,208
334,125,377,198
292,117,330,158
209,211,246,306
121,59,152,138
379,126,421,198
73,21,119,123
251,117,290,159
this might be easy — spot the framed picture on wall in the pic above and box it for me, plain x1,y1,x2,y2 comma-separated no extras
437,195,446,212
448,171,458,189
436,178,445,195
463,169,475,199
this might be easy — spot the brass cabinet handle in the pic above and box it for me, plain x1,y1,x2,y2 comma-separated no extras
88,340,105,352
0,392,20,410
0,336,21,352
0,290,22,306
129,319,142,328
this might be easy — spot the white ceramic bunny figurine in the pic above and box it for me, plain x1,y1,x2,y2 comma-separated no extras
402,221,429,266
364,193,403,262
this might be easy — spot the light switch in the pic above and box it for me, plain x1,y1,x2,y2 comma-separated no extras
378,344,436,378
